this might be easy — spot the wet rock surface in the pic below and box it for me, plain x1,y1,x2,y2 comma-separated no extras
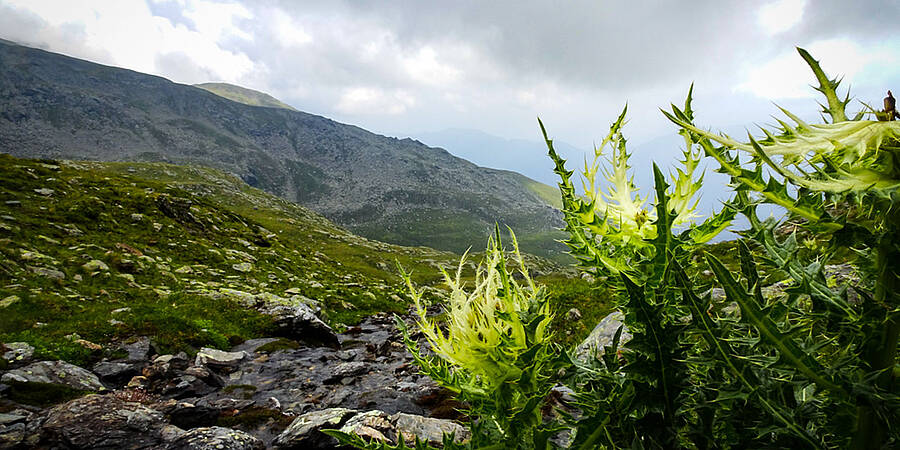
1,360,106,392
166,426,264,450
0,313,465,448
41,394,170,449
575,311,631,361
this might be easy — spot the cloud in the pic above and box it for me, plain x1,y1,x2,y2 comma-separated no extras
1,0,898,153
336,87,415,115
736,39,893,100
758,0,807,36
146,0,197,31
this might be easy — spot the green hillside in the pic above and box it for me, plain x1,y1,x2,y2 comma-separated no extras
194,82,298,111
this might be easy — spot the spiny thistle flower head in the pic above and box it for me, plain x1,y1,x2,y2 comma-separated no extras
403,228,552,394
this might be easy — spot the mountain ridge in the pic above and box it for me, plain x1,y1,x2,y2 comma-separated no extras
0,41,567,260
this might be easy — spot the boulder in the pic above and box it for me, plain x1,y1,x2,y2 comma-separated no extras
574,311,631,362
262,303,339,347
392,412,470,446
272,408,357,449
273,408,468,449
194,348,248,372
122,336,152,363
340,410,392,442
2,360,105,392
166,426,264,450
41,394,170,449
93,361,139,387
212,289,337,346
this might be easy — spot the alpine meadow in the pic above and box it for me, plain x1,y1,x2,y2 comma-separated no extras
0,2,897,450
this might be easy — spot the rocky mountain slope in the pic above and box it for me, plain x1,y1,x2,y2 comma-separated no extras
0,40,566,260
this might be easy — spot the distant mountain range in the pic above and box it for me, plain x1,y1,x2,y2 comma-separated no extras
413,128,586,190
0,40,567,259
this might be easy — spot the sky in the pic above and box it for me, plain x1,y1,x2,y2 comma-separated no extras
2,0,899,172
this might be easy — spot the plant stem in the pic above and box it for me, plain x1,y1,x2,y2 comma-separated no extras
851,229,899,449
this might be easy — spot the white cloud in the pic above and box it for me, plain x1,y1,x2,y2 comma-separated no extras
336,87,415,115
2,0,256,84
401,46,461,86
736,39,884,99
272,9,311,47
758,0,807,35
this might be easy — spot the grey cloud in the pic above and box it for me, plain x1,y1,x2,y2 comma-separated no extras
267,0,763,91
797,0,900,43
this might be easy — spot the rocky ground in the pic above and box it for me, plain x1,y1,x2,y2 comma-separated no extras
0,311,470,449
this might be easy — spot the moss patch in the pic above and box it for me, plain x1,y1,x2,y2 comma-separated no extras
6,381,91,407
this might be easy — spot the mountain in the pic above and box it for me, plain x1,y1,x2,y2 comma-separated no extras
0,41,566,259
194,82,297,111
413,128,586,190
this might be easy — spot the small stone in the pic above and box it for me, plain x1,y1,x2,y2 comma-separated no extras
73,274,83,282
0,295,20,308
111,307,131,314
231,262,253,273
118,273,135,282
33,188,54,196
194,347,248,371
566,308,582,321
28,266,65,280
82,259,109,272
37,235,60,245
2,342,35,364
130,213,143,222
325,362,368,384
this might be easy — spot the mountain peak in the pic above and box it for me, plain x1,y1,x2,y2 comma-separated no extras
194,82,297,111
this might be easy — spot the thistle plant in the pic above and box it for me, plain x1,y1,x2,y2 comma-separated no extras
330,227,562,449
539,91,736,448
663,47,899,448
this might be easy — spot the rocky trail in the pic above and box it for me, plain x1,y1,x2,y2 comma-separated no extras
0,311,470,449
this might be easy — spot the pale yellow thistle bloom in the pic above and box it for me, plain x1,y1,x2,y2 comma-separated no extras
403,229,551,394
